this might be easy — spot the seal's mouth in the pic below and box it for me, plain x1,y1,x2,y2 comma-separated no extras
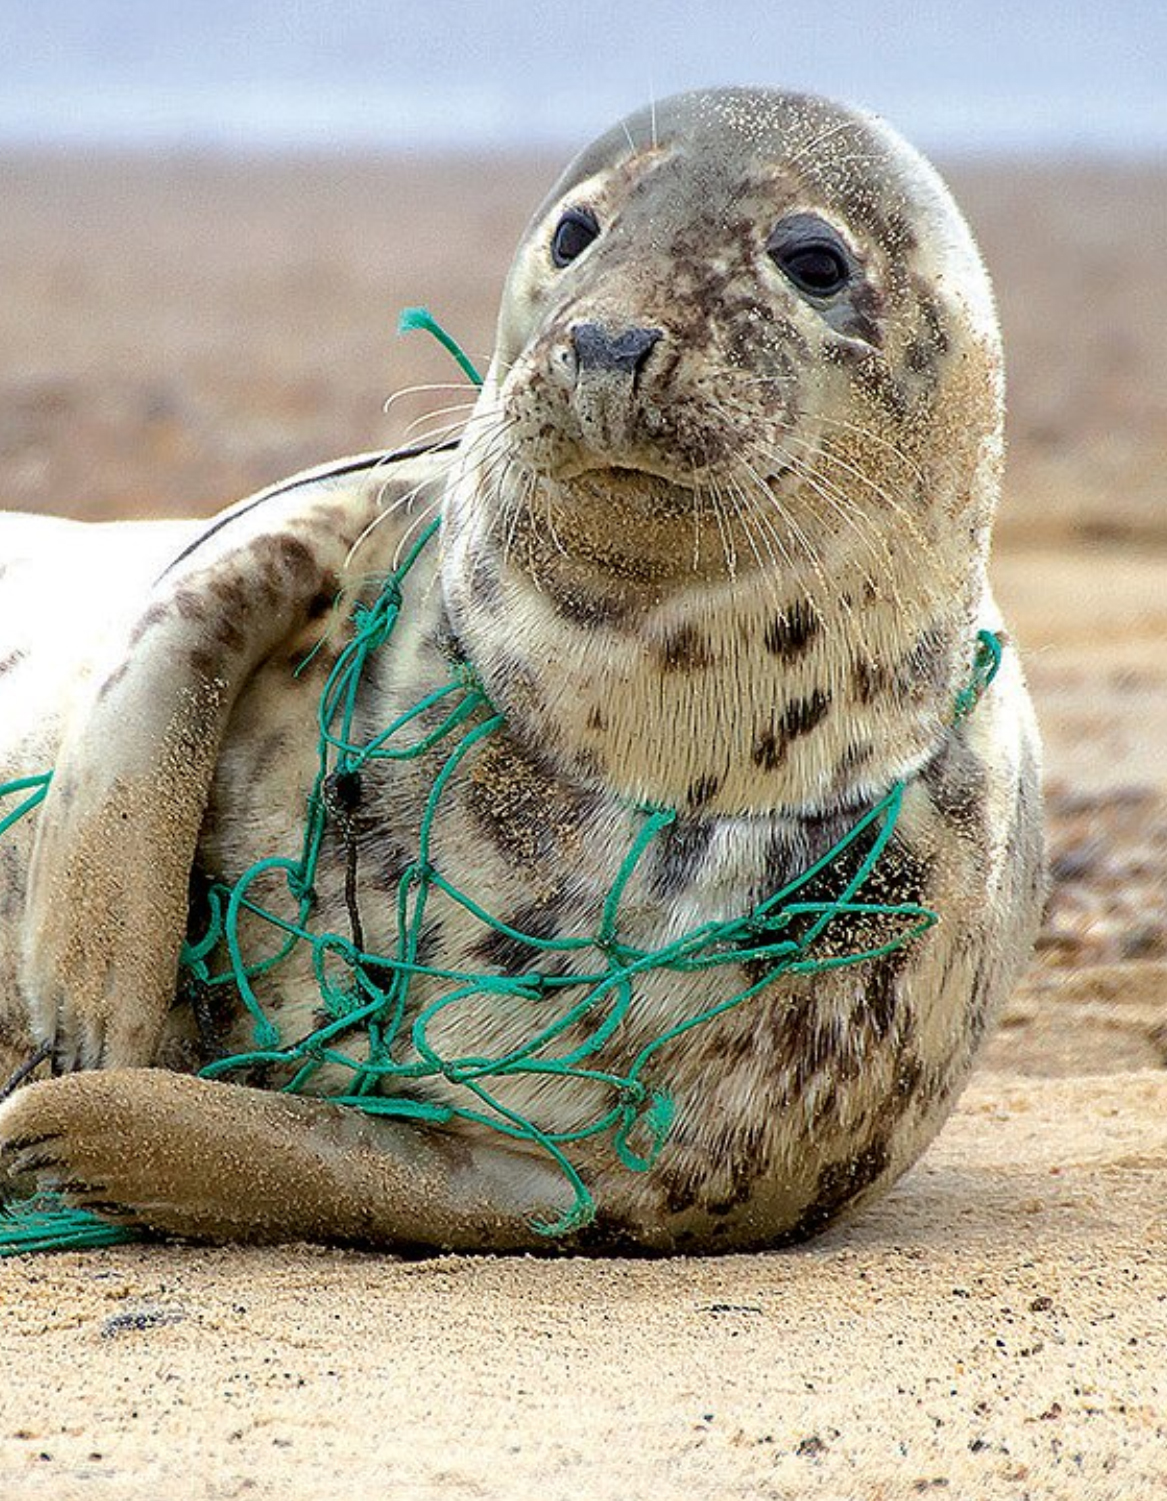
528,453,797,497
552,458,689,487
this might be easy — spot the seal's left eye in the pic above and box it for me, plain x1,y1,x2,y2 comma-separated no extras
552,207,600,267
767,215,853,298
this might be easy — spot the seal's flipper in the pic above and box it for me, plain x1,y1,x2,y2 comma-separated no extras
20,450,448,1072
0,1069,572,1251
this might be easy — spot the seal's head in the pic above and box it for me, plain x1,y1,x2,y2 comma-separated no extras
443,87,1005,816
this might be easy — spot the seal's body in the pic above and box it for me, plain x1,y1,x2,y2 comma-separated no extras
0,89,1043,1252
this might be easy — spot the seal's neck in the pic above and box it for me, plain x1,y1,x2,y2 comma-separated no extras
441,471,986,819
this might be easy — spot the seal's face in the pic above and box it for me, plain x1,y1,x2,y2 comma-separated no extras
451,87,1000,594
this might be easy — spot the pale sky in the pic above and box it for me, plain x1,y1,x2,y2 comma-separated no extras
0,0,1162,153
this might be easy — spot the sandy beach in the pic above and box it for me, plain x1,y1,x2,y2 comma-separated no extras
1,150,1165,1499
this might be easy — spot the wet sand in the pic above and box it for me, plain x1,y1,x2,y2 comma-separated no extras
1,150,1164,1499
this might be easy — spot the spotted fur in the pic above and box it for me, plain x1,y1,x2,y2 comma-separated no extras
0,88,1043,1254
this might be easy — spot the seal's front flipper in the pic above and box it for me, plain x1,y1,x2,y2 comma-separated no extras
20,453,445,1073
0,1071,572,1251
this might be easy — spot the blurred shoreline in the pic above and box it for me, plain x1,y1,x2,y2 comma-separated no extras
2,148,1165,545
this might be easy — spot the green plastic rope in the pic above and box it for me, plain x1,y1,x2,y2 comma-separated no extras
0,311,1002,1254
397,306,484,386
0,773,52,840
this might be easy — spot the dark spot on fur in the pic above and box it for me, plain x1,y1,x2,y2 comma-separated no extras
864,953,902,1043
896,625,952,698
921,730,987,832
754,690,832,770
586,705,607,732
128,602,169,648
824,340,909,421
648,819,715,899
686,774,721,810
306,573,341,619
213,616,248,653
662,1120,769,1220
188,646,219,680
837,281,885,349
781,689,831,740
656,624,712,673
763,601,819,660
465,737,596,869
0,650,26,677
752,728,784,772
853,656,892,705
174,589,206,622
784,1132,891,1243
741,797,933,987
412,920,445,968
906,291,951,375
544,581,634,630
472,902,560,977
366,839,410,890
274,534,316,583
966,954,996,1048
208,576,251,612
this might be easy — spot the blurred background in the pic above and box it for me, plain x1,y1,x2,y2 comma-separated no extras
1,0,1165,528
1,3,1165,1061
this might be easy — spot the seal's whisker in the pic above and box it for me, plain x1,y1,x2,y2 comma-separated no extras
383,381,480,417
721,473,783,583
345,446,465,570
705,466,738,581
764,449,893,636
346,484,422,569
707,388,932,561
744,436,893,592
498,463,531,573
727,459,820,583
700,401,827,583
785,116,865,173
777,429,934,557
812,412,927,484
400,407,479,446
390,492,444,571
728,449,853,629
687,462,705,572
542,481,570,561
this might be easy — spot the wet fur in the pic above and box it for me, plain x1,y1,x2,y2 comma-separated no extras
0,89,1044,1253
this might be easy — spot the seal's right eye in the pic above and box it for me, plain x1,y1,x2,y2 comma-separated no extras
767,214,854,299
551,207,600,267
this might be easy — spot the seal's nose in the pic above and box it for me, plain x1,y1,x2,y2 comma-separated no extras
572,323,662,377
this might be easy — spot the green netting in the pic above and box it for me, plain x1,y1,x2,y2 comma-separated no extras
0,1195,140,1254
0,312,1002,1255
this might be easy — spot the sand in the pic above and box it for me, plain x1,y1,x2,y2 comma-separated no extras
1,151,1165,1500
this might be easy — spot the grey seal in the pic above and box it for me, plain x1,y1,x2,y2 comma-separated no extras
0,87,1044,1253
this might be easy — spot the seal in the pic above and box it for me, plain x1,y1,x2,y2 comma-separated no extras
0,87,1044,1253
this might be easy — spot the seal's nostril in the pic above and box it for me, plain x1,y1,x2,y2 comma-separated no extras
572,323,662,376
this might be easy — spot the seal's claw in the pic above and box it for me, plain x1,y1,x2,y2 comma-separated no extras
0,1078,139,1218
